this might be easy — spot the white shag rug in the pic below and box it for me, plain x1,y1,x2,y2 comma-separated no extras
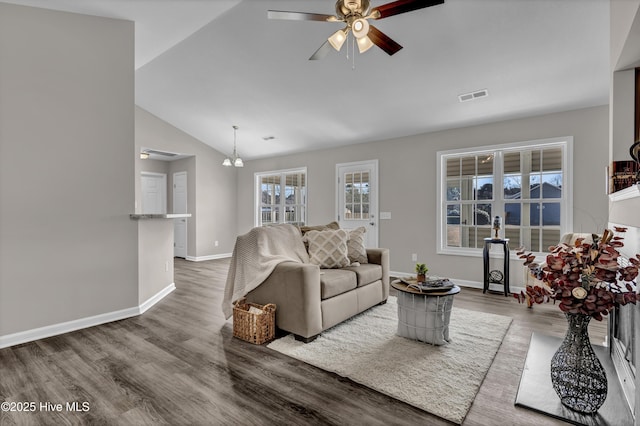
267,296,512,424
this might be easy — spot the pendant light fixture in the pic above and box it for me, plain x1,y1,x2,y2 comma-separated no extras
222,125,243,167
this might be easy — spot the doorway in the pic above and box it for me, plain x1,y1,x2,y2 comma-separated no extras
336,160,379,247
141,172,167,214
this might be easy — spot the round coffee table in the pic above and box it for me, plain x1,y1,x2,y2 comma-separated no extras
391,280,460,345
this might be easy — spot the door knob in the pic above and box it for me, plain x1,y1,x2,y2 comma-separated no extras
369,222,375,226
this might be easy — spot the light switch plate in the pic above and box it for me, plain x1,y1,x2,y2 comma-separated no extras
380,212,392,219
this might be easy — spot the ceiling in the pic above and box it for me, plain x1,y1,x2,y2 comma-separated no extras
4,0,610,161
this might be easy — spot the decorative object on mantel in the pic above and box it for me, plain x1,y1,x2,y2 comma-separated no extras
610,160,638,193
630,139,640,183
267,0,444,61
222,125,243,167
515,227,640,414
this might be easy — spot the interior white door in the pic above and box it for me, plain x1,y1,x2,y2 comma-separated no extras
336,160,379,247
173,171,187,258
141,172,166,214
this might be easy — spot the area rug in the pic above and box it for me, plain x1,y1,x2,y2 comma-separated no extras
267,296,512,424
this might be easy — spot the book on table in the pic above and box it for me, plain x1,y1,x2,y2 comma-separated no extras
399,277,454,292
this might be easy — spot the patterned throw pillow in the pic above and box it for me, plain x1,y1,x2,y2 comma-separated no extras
347,227,368,264
305,229,350,268
298,221,340,236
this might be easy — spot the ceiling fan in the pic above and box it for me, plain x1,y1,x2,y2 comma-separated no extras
268,0,444,60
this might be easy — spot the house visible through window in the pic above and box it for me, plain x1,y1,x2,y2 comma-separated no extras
437,137,572,255
343,171,370,220
256,168,307,227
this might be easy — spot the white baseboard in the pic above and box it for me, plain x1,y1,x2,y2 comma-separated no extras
140,283,175,314
0,283,176,349
185,253,232,262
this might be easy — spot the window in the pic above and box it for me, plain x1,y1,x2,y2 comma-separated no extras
437,137,572,255
255,168,307,227
343,170,370,220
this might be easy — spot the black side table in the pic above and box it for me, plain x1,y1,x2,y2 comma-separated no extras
483,238,510,296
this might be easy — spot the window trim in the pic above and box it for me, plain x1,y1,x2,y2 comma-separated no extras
436,136,573,257
254,167,307,227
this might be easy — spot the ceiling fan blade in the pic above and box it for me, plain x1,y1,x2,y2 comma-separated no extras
268,10,337,22
370,0,444,20
368,25,403,55
309,41,332,60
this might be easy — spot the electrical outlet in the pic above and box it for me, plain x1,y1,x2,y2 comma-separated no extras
412,253,417,262
214,240,219,247
165,261,169,272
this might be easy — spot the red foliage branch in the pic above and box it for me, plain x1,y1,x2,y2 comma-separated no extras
514,227,639,320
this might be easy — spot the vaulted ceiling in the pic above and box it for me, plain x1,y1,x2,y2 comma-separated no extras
4,0,610,160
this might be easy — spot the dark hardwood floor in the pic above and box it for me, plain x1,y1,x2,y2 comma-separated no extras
0,258,607,425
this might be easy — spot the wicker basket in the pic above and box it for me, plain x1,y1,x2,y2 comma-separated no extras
232,298,276,344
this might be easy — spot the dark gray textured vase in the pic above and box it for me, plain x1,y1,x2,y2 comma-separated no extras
550,313,608,414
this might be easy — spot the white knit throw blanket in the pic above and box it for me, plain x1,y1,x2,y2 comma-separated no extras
221,224,309,318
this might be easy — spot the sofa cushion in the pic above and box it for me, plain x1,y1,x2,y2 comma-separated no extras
299,222,341,253
319,269,357,299
305,229,350,268
347,227,368,264
343,263,382,287
298,221,340,236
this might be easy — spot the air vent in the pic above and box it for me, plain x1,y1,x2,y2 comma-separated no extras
144,149,179,157
458,89,489,103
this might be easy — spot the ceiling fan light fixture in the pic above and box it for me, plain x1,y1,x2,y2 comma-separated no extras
269,0,442,61
222,157,232,167
351,18,369,39
328,28,348,51
356,35,374,53
233,157,244,167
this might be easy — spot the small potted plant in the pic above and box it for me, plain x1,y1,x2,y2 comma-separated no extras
415,263,428,283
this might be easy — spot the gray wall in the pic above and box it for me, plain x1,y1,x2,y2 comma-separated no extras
141,159,170,175
138,220,174,304
0,3,137,336
237,105,609,284
135,106,237,258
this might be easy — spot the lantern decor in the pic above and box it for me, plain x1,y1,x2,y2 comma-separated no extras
492,215,502,239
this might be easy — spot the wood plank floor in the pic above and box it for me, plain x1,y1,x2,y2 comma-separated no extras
0,258,607,425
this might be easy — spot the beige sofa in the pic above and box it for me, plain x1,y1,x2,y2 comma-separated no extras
245,225,389,343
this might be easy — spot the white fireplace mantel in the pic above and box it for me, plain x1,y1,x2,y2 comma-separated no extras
607,184,640,416
609,183,640,203
609,184,640,241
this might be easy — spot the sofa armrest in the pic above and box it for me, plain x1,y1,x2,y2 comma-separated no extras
245,261,322,339
366,248,390,300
